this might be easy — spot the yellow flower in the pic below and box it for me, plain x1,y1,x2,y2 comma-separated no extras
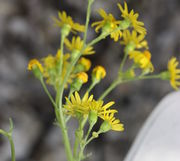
92,66,106,81
76,72,88,83
100,112,124,132
92,9,122,41
167,57,180,90
28,59,44,72
64,36,95,55
41,50,74,88
64,92,117,117
53,11,85,34
121,30,148,50
129,50,154,72
118,2,146,35
78,57,92,71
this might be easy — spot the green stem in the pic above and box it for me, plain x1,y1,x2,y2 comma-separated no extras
98,78,122,100
55,1,94,160
119,51,129,72
83,0,94,46
138,74,162,80
0,119,16,161
86,33,106,47
98,73,162,100
59,35,65,77
84,124,94,142
9,137,16,161
40,78,56,108
87,82,96,93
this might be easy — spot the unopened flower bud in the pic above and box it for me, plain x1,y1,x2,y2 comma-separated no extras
92,66,106,83
74,57,91,73
71,72,88,91
28,59,43,80
92,132,99,138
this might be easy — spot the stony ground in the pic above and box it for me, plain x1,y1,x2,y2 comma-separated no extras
0,0,180,161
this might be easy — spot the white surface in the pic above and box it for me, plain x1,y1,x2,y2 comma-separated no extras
123,91,180,161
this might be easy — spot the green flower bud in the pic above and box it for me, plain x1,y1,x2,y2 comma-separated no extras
92,132,99,138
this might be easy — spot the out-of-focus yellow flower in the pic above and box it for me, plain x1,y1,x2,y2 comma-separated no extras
167,57,180,90
64,92,117,118
71,72,88,91
28,59,44,72
41,50,74,88
53,11,85,34
92,9,122,41
64,36,95,55
118,2,146,35
129,50,154,73
78,57,92,71
121,30,148,50
92,66,106,81
76,72,88,83
99,112,124,132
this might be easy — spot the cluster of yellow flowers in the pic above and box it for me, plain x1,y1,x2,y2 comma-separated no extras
28,1,180,136
64,92,123,132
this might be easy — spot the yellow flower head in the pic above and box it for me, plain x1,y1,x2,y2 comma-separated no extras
28,59,44,73
121,30,148,50
76,72,88,83
129,50,154,72
41,50,73,88
78,57,92,71
118,2,146,35
167,57,180,90
100,112,124,132
53,11,85,34
92,9,122,41
64,36,95,55
92,66,106,81
64,92,117,117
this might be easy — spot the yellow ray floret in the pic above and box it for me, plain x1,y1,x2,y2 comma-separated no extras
118,2,146,35
92,9,122,41
53,11,85,33
64,36,95,55
168,57,180,90
121,30,148,50
28,59,44,73
64,92,117,117
100,112,124,131
129,50,154,73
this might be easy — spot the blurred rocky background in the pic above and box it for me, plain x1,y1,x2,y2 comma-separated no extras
0,0,180,161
